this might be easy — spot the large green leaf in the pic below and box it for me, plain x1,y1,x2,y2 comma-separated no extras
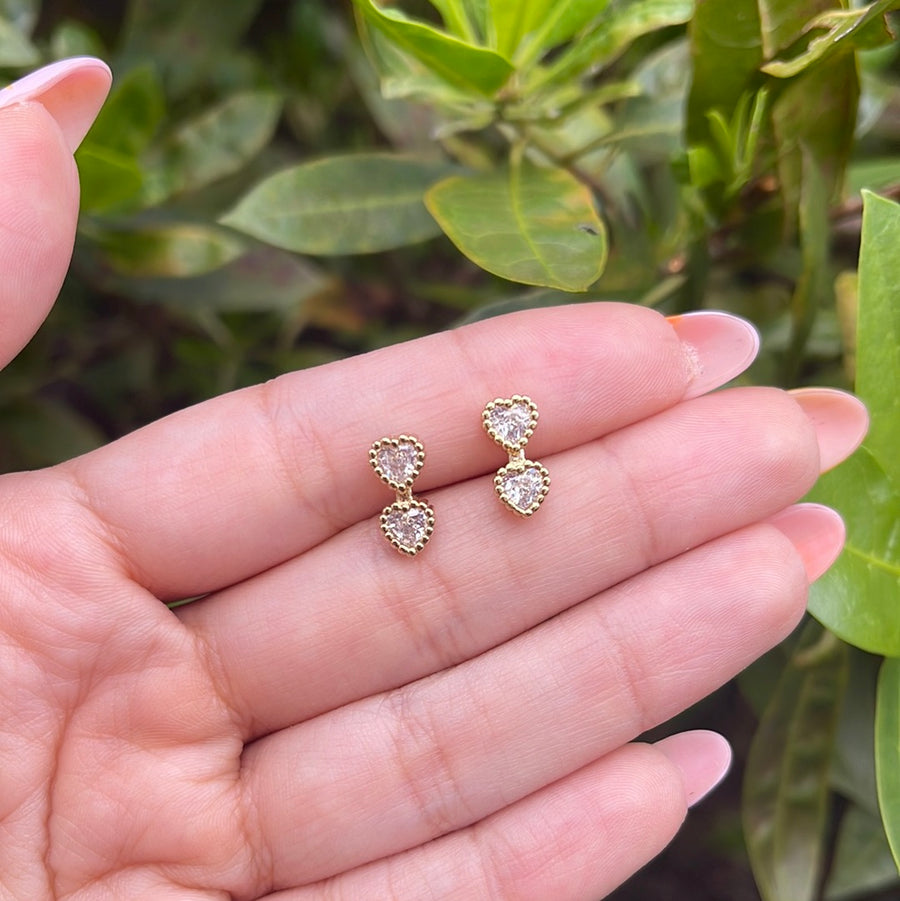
425,158,607,290
855,191,900,487
744,622,849,901
806,191,900,654
221,154,454,255
144,91,282,204
534,0,692,90
487,0,606,63
875,658,900,872
807,449,900,656
352,0,514,96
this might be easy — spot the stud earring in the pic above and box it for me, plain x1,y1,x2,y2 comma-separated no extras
369,435,435,555
482,395,550,516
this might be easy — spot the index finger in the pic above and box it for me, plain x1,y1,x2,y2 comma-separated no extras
57,304,758,598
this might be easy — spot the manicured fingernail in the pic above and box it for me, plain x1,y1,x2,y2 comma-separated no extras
0,57,112,152
654,730,732,808
789,388,869,472
767,503,846,582
667,311,760,399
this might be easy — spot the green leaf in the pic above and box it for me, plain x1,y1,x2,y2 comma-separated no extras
82,220,245,279
487,0,607,63
83,64,165,157
351,0,514,96
825,804,900,900
0,14,37,66
686,0,762,146
831,649,880,815
784,151,831,376
144,91,282,204
425,158,607,290
535,0,693,90
856,191,900,487
75,145,145,214
426,0,478,40
875,657,900,873
757,0,835,60
807,449,900,656
743,622,849,901
771,50,858,216
221,154,455,255
763,2,897,78
78,244,329,314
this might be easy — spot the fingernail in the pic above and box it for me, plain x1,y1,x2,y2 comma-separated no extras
0,57,112,152
766,503,846,582
654,730,732,808
667,311,760,399
789,388,869,472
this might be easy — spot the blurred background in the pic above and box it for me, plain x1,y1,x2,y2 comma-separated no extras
2,1,899,898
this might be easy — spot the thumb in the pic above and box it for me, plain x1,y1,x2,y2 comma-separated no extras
0,57,111,370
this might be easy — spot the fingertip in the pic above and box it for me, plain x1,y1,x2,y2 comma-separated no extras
654,730,732,808
0,57,112,152
667,310,760,398
766,503,846,583
789,388,869,473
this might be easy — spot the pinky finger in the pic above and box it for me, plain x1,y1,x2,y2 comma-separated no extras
266,732,731,901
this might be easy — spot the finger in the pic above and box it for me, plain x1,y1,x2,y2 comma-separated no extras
239,508,841,888
264,734,731,901
0,58,111,369
62,305,759,598
182,387,860,739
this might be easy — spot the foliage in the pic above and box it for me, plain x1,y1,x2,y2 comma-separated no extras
1,0,900,898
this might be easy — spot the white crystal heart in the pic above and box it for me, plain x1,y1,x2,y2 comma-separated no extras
495,461,550,516
370,436,424,488
483,395,538,450
380,500,435,555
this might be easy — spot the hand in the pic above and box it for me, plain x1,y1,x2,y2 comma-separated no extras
0,60,867,900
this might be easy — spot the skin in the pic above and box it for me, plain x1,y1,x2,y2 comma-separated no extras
0,98,865,900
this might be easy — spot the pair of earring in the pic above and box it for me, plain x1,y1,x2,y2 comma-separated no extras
369,395,551,556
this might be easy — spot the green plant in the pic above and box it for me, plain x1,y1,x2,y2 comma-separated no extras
1,0,900,898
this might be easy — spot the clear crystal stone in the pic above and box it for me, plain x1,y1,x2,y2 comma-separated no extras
384,505,429,549
499,467,544,513
488,402,533,447
376,442,419,484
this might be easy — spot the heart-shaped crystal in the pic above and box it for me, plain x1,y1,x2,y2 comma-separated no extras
483,395,538,450
370,435,424,489
380,499,435,555
495,460,550,516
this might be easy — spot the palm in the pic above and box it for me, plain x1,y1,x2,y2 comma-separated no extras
0,91,865,901
1,515,244,897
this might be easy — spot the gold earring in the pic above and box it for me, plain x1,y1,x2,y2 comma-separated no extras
369,435,435,555
482,395,550,516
